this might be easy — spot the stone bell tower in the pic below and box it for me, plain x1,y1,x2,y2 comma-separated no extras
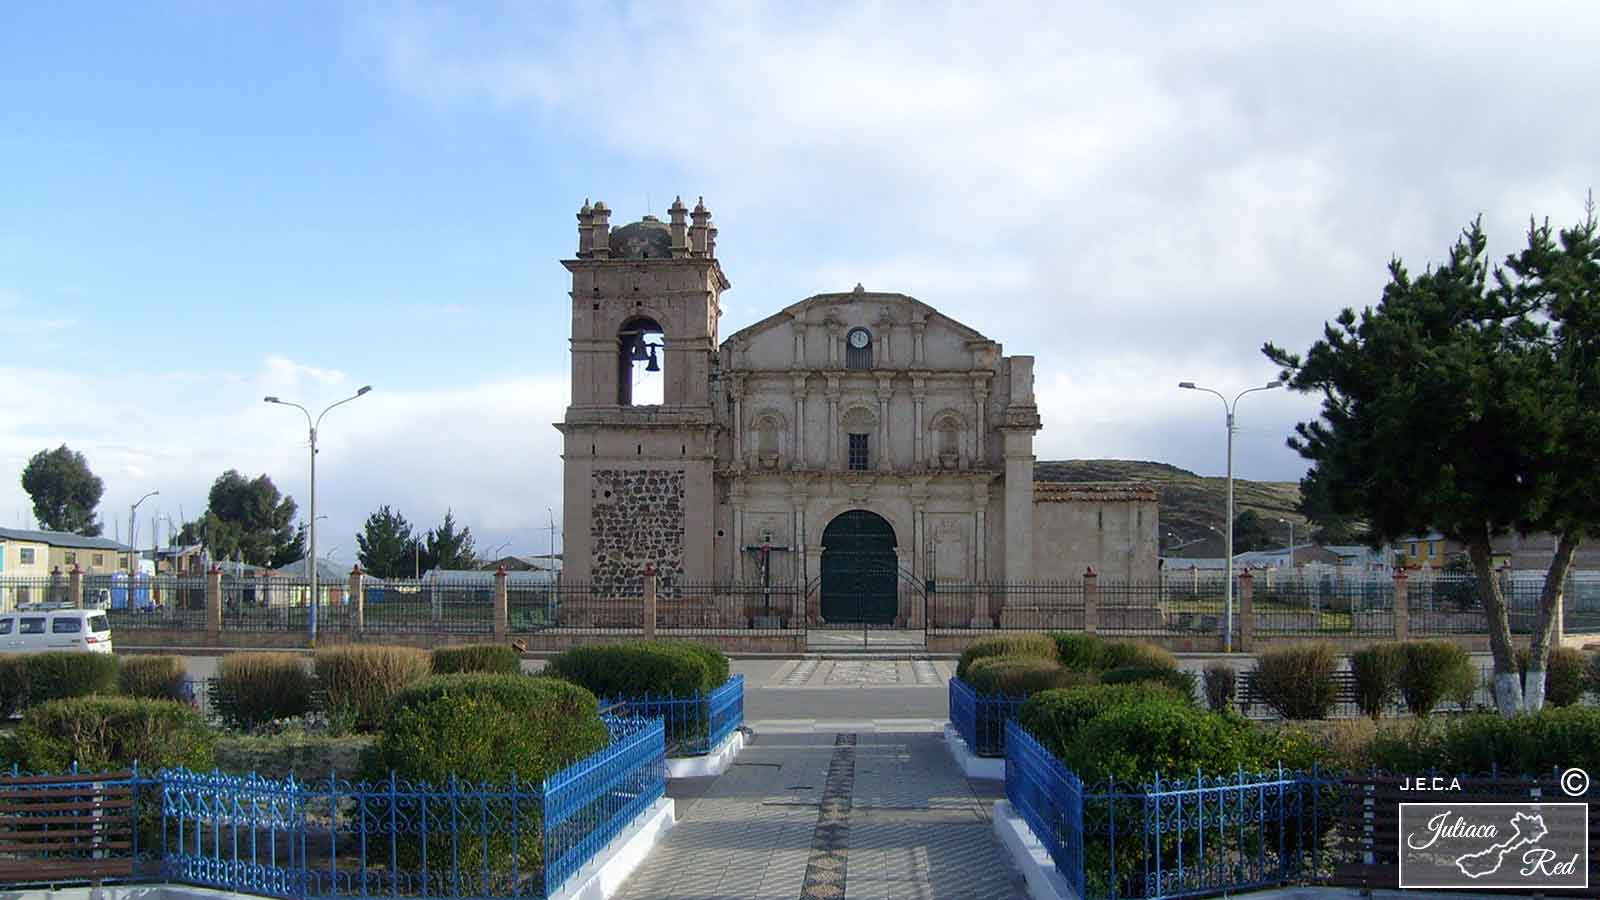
557,197,730,592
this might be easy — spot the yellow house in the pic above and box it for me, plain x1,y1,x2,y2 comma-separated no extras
1398,532,1448,569
0,533,51,578
0,527,135,575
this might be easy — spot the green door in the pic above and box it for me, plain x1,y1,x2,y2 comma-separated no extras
820,510,898,624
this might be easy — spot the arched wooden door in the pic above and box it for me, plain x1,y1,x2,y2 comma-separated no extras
820,510,898,624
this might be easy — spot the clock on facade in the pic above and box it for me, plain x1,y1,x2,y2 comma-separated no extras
847,328,870,349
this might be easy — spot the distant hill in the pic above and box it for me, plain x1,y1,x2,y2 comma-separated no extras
1033,459,1306,558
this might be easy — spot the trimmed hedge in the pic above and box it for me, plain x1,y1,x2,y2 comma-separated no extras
21,652,119,706
1349,643,1404,719
544,641,727,699
10,696,216,772
1049,632,1107,672
666,642,731,689
1061,702,1326,784
214,653,316,731
315,645,431,732
367,674,609,785
366,674,610,879
0,656,28,718
1017,683,1191,760
1251,643,1340,720
1369,706,1600,776
1101,665,1197,699
1101,640,1178,672
1516,646,1588,708
964,656,1089,696
1398,640,1477,717
956,634,1057,681
431,644,522,675
1202,664,1236,712
118,655,189,702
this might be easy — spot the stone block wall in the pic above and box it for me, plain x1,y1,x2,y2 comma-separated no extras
591,468,685,597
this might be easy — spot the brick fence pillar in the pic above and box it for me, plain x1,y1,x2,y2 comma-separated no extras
69,565,84,609
1392,569,1409,642
350,566,366,634
493,566,509,641
1083,567,1098,634
643,563,658,639
1238,568,1254,652
206,565,222,642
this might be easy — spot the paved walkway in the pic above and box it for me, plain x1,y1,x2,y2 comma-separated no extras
616,726,1026,900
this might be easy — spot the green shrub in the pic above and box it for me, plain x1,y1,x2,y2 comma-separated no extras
1049,632,1107,672
118,655,189,701
1369,707,1600,776
1017,683,1190,759
1348,643,1404,719
1515,646,1588,708
12,695,216,772
22,651,119,706
1101,665,1197,699
1251,643,1340,720
1398,640,1477,717
213,653,315,731
1063,702,1266,783
964,656,1088,697
956,633,1057,681
545,641,724,698
1202,664,1235,712
1101,640,1178,672
1588,652,1600,698
315,645,431,732
370,674,608,783
661,641,731,689
218,730,374,780
431,644,522,675
367,674,608,884
0,655,28,718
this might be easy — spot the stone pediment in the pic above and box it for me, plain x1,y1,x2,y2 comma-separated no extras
722,291,997,373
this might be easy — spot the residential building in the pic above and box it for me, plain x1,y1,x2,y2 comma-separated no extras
0,527,134,574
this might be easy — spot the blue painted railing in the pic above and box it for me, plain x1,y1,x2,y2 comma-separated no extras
949,677,1029,757
1004,721,1085,898
4,715,664,899
1003,721,1334,900
602,674,743,757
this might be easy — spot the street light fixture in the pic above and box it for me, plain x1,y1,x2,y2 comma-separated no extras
1179,378,1283,651
1277,517,1294,566
130,490,158,573
265,385,373,642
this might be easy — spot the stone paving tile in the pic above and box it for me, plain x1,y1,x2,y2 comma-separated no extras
615,728,1025,900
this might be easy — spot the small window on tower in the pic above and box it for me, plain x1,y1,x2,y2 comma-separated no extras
845,327,872,370
848,433,870,471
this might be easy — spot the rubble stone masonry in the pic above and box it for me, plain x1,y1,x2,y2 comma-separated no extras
590,468,685,597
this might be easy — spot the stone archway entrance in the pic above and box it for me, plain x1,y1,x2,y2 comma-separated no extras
819,510,899,625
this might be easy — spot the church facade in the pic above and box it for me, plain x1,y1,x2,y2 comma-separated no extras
557,197,1157,626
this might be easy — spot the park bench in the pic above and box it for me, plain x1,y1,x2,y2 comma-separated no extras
0,770,135,885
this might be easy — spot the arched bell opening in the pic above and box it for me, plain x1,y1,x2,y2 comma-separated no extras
617,316,664,406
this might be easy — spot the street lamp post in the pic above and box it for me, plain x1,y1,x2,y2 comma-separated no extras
1278,518,1294,566
266,385,372,642
130,491,159,576
1179,379,1282,652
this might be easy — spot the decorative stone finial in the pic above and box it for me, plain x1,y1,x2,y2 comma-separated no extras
853,283,865,293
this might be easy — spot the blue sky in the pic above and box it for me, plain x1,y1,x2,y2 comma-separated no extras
3,2,1598,560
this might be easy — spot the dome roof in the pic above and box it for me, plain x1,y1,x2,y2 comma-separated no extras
608,215,672,259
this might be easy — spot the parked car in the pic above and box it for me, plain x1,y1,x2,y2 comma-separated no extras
0,604,114,654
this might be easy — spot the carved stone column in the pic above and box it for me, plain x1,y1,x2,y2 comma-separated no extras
825,375,841,471
912,374,927,468
876,374,894,472
972,377,990,467
791,373,808,469
730,373,747,470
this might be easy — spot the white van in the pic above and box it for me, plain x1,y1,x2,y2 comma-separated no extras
0,606,114,654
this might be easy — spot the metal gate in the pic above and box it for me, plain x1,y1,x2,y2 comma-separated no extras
810,510,926,648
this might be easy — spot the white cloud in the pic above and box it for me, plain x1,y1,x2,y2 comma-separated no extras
0,358,571,558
